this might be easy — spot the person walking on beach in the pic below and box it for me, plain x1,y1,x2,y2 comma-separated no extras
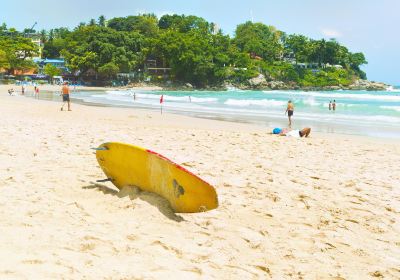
60,82,72,111
285,100,294,128
329,101,332,110
34,86,39,99
332,100,336,111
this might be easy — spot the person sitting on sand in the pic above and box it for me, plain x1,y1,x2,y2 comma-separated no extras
8,89,14,95
60,82,71,111
272,127,311,138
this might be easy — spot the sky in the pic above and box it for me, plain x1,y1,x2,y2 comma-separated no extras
1,0,399,85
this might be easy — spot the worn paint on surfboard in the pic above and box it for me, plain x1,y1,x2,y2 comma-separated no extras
95,142,218,213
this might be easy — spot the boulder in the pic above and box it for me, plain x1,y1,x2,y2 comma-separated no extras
248,74,267,87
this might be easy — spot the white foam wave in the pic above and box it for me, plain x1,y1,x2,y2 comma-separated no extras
190,97,218,103
302,97,320,106
105,91,218,103
224,99,286,107
263,90,400,101
380,106,400,112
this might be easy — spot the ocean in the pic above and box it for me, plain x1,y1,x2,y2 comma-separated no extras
67,87,400,139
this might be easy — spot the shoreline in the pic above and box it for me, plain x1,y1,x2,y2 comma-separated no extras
9,84,400,141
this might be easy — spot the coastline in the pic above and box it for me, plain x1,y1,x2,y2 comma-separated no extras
1,86,400,279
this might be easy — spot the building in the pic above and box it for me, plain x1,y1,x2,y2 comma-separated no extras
34,58,68,74
31,37,43,59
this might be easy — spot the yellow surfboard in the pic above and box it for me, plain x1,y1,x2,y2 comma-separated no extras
95,142,218,213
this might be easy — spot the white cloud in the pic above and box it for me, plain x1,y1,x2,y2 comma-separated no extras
320,28,342,38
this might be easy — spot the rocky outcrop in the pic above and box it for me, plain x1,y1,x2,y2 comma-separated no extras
248,74,268,87
348,79,389,91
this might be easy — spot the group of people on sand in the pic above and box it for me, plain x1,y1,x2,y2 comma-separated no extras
278,98,339,137
8,85,39,97
8,82,72,111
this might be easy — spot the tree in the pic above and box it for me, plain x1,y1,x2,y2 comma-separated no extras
39,29,48,44
234,21,284,62
0,35,39,73
108,14,159,37
98,15,106,27
284,34,310,63
34,12,368,86
43,64,61,84
98,62,119,79
0,49,10,69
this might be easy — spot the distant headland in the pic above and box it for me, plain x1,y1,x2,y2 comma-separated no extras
0,14,391,90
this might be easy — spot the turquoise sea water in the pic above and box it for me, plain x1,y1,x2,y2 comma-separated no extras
72,86,400,139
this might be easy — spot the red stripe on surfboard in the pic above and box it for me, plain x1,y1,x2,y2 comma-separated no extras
146,149,213,187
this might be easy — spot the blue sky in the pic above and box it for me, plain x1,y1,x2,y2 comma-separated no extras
1,0,399,85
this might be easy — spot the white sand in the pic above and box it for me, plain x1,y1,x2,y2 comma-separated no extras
0,85,399,279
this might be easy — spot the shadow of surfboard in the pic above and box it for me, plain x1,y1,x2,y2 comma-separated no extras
82,183,184,222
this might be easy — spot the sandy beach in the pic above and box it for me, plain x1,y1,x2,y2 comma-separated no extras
0,85,399,279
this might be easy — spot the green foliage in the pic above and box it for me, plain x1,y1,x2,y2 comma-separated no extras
234,21,284,62
98,15,106,27
298,68,354,87
98,62,119,79
0,34,39,72
43,63,61,77
43,63,61,84
0,49,10,69
60,25,144,75
7,12,366,86
262,62,300,82
108,14,159,37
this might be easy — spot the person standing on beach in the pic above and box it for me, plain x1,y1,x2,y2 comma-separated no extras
329,101,332,110
285,100,294,128
21,85,25,95
332,100,336,111
35,86,40,99
60,82,72,111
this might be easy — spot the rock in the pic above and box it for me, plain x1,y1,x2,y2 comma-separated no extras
268,80,287,89
248,74,267,87
349,79,389,91
185,83,193,88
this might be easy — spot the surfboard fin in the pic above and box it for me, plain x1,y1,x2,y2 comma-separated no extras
91,146,109,151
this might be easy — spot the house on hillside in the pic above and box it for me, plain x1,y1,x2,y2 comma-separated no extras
144,58,171,81
34,58,68,74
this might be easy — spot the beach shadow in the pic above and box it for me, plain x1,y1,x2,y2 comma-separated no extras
82,183,185,222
